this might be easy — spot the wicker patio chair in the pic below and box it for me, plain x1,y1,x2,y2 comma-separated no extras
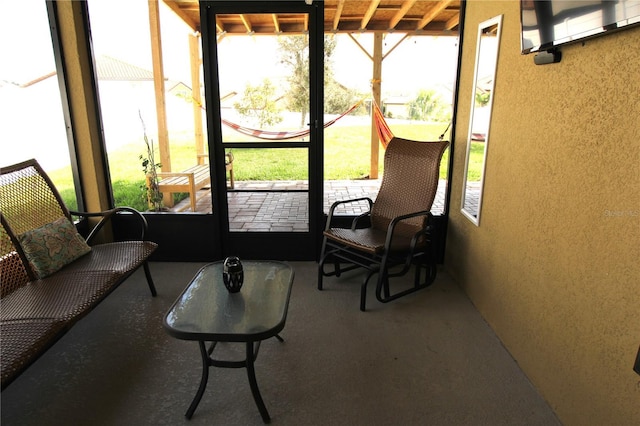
318,137,449,311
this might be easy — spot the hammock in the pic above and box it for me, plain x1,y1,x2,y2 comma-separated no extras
372,99,393,148
222,100,363,141
198,94,449,144
372,99,451,148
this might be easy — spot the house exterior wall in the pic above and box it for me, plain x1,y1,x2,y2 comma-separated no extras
446,2,640,425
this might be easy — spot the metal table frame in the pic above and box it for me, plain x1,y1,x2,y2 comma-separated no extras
164,261,294,423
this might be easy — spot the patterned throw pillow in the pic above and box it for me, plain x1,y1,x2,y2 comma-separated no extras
17,217,92,279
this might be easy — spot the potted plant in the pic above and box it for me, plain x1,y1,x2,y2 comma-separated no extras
139,113,164,212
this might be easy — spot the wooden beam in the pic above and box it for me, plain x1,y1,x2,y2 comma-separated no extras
445,14,459,30
369,32,382,179
216,17,225,34
361,0,381,30
240,14,253,33
382,33,409,60
189,33,205,164
162,0,198,31
389,0,418,29
148,0,171,173
347,33,373,61
271,13,281,33
416,0,452,30
333,0,345,31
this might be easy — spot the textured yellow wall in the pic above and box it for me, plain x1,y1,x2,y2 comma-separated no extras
57,1,111,212
446,1,640,424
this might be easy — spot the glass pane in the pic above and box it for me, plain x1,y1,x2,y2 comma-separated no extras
227,148,308,233
217,29,310,233
217,32,311,144
0,1,78,210
87,0,203,212
326,33,458,216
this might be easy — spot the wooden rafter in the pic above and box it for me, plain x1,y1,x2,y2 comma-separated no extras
271,13,281,33
161,0,460,35
240,14,252,33
445,14,459,30
162,0,198,31
389,0,418,29
416,0,453,30
333,0,345,31
361,0,381,30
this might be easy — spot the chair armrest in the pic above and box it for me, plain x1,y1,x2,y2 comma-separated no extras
70,207,149,244
325,197,373,231
383,210,433,251
350,211,371,231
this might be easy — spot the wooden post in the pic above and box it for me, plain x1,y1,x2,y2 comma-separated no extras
369,33,383,179
190,33,205,165
148,0,171,174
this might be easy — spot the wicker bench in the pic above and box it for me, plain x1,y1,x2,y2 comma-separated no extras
156,153,234,212
0,159,158,390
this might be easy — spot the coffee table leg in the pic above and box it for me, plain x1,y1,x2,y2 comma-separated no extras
185,341,210,419
246,341,271,423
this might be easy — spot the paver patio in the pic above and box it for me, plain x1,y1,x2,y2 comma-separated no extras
173,179,459,232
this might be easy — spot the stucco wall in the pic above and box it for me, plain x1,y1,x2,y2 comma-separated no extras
446,1,640,425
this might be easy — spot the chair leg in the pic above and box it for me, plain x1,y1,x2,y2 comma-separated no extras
143,261,157,297
317,258,325,290
317,237,328,290
415,253,437,287
379,254,391,299
360,270,378,312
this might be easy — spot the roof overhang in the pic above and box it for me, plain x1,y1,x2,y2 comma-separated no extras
163,0,461,36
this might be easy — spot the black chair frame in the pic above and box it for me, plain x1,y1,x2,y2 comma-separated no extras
318,198,438,311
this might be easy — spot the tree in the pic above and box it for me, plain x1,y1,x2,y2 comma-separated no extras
278,35,311,127
234,78,283,128
278,35,362,127
407,89,446,121
475,90,491,107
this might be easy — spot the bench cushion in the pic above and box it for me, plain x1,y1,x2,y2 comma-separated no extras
17,218,91,279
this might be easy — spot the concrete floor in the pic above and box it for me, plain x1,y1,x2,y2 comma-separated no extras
1,262,560,426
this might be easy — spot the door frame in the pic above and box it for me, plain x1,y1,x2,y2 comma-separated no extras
199,0,324,260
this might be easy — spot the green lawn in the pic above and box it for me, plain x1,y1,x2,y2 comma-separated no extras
49,122,473,212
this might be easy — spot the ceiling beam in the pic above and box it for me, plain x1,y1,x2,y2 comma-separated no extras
416,0,453,30
239,14,253,33
389,0,418,29
271,13,281,33
215,17,225,34
445,14,459,30
361,0,381,30
333,0,345,31
161,0,198,31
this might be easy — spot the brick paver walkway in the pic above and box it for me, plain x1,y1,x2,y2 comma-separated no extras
174,179,454,232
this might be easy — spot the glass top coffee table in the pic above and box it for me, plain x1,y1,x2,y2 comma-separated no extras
164,261,294,423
